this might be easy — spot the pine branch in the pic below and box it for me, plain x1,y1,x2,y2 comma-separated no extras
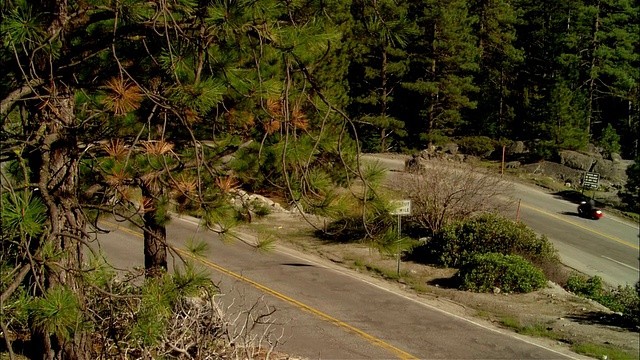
0,264,30,304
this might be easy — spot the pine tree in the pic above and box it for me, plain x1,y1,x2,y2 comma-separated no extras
510,0,570,143
1,0,357,356
469,0,523,138
542,80,590,151
402,0,479,144
553,0,638,149
348,0,415,152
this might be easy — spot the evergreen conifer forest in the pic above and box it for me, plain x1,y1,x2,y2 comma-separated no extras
347,0,639,157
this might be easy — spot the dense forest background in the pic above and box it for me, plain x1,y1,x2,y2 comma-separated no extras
344,0,639,159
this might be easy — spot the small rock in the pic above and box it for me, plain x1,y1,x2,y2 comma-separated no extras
493,287,501,294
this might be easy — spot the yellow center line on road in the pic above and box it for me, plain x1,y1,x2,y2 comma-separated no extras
520,203,639,250
100,220,417,360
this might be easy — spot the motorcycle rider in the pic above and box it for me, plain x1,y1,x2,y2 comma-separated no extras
580,198,596,213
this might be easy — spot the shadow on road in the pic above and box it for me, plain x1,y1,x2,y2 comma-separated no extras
560,211,582,218
552,190,592,204
281,263,314,267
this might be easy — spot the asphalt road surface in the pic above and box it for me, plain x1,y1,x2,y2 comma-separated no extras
508,181,639,287
362,154,640,287
96,217,588,359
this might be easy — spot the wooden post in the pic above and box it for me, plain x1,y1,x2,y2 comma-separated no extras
501,145,506,175
515,199,521,224
396,214,401,276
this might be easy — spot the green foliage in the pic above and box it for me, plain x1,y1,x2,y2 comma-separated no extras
419,130,449,146
186,238,209,257
418,213,558,267
566,274,640,325
28,286,82,341
540,81,589,151
0,274,30,332
566,273,604,298
597,123,621,155
457,252,546,293
529,140,558,161
1,191,46,238
133,264,210,346
1,0,45,48
457,136,496,156
572,342,639,360
621,157,640,213
254,234,277,253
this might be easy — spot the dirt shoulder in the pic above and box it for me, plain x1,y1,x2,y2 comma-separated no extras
236,211,639,360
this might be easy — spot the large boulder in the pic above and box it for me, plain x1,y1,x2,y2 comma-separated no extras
405,155,428,172
592,158,615,179
505,141,527,157
440,143,459,155
582,143,604,157
521,161,584,186
559,150,595,171
610,153,623,164
611,161,631,183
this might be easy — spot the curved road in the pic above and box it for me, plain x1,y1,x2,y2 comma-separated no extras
90,153,636,359
96,217,586,359
362,154,639,287
509,182,639,287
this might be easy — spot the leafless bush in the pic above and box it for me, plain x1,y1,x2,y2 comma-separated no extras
398,159,513,233
90,284,291,359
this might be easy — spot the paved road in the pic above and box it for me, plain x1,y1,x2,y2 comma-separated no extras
361,154,640,287
97,217,586,359
508,182,639,286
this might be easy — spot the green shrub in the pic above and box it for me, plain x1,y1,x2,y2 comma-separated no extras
457,136,496,157
250,199,272,217
566,273,603,298
457,253,546,293
597,123,621,156
423,213,559,267
566,274,640,325
420,130,449,146
529,140,557,161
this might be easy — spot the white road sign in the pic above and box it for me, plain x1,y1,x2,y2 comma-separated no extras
390,200,412,216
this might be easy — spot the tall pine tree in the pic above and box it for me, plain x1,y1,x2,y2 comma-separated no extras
402,0,479,145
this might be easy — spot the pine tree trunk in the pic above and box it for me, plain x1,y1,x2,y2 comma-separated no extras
143,207,168,279
380,49,388,152
587,0,601,135
499,68,505,136
428,23,438,141
33,90,91,360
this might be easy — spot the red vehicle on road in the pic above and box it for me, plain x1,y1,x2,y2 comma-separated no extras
577,201,603,220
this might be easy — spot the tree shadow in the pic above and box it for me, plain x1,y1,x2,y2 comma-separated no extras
427,275,461,289
552,190,591,204
314,218,365,244
565,311,639,331
0,338,34,359
282,263,314,267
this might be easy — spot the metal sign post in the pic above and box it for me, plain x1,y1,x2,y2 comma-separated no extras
390,200,412,276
